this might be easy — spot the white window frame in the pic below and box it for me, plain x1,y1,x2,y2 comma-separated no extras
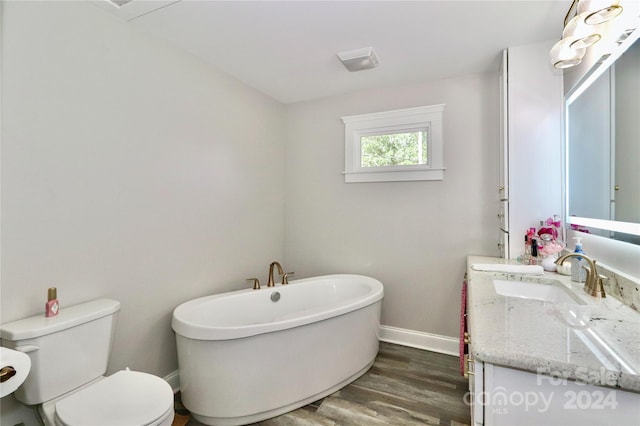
342,104,445,183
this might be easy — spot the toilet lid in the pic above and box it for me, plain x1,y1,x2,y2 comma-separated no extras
55,370,173,426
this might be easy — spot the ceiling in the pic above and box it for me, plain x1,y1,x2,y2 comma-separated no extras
107,0,571,104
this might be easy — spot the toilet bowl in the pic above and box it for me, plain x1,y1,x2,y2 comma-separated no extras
41,370,174,426
0,299,175,426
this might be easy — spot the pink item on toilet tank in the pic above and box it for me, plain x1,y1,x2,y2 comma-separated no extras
45,287,59,317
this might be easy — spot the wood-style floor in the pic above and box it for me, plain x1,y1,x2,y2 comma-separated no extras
173,342,471,426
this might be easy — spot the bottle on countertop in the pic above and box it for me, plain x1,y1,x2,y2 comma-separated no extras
45,287,59,317
530,239,539,265
524,234,531,263
553,214,563,243
524,228,536,264
571,238,587,283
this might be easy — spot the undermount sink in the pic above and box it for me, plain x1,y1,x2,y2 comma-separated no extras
493,279,583,304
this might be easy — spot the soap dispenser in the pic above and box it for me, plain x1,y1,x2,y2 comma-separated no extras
571,238,587,283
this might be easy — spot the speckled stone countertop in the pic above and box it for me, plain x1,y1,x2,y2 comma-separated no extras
467,255,640,393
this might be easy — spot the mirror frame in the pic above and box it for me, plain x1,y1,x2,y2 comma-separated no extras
564,28,640,239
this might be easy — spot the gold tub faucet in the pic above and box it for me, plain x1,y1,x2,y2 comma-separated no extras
267,261,284,287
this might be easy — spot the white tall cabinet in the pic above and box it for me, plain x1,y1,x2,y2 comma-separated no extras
500,40,564,259
498,50,509,257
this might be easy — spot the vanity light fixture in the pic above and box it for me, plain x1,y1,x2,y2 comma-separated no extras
550,38,587,68
563,12,602,49
549,0,624,69
337,47,379,72
578,0,623,25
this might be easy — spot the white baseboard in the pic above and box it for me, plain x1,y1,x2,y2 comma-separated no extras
379,325,458,356
164,370,181,393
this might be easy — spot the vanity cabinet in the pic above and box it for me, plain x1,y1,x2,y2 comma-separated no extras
467,359,640,426
464,352,484,426
465,261,640,426
499,41,563,259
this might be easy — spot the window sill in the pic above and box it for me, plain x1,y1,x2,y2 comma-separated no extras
343,168,445,183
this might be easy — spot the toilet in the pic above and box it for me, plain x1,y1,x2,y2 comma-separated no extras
0,299,174,426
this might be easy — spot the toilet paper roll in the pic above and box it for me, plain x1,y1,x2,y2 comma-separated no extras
0,347,31,398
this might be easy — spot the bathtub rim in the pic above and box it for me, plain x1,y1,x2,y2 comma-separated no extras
171,274,383,341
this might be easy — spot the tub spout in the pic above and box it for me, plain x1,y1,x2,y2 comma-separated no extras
267,261,284,287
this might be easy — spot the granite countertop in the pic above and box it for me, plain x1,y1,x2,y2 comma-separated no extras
466,255,640,393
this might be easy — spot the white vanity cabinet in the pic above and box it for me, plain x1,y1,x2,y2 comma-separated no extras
499,41,564,259
466,257,640,426
465,356,484,426
468,359,640,426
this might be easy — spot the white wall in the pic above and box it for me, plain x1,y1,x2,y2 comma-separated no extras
1,2,284,423
283,73,500,337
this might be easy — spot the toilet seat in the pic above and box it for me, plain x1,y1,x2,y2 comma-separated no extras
53,369,174,426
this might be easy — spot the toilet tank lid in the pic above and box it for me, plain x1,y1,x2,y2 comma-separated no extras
0,299,120,341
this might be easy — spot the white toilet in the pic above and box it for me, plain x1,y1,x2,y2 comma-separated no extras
0,299,175,426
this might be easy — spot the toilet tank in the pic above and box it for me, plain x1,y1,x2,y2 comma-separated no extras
0,299,120,405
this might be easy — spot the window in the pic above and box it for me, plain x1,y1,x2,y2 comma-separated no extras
342,104,445,183
360,130,428,168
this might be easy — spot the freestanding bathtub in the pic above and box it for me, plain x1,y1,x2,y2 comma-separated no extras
172,274,384,426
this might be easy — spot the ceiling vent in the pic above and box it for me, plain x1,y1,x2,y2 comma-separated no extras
337,47,380,72
109,0,135,7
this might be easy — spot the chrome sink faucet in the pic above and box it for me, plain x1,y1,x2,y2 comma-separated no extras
267,261,284,287
554,253,606,298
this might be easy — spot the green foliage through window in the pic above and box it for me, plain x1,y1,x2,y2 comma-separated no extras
360,131,428,167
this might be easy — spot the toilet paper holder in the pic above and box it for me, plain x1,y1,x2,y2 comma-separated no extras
0,347,32,398
0,366,17,383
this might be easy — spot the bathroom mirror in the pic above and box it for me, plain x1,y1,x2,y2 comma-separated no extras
566,31,640,245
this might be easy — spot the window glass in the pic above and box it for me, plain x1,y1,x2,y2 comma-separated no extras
361,130,428,168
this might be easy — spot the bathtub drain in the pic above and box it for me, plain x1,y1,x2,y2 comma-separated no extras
270,292,281,302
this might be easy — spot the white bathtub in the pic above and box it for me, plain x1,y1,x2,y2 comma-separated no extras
172,274,384,426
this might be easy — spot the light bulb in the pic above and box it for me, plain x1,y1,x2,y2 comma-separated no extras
549,39,586,69
563,12,602,49
577,0,623,25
